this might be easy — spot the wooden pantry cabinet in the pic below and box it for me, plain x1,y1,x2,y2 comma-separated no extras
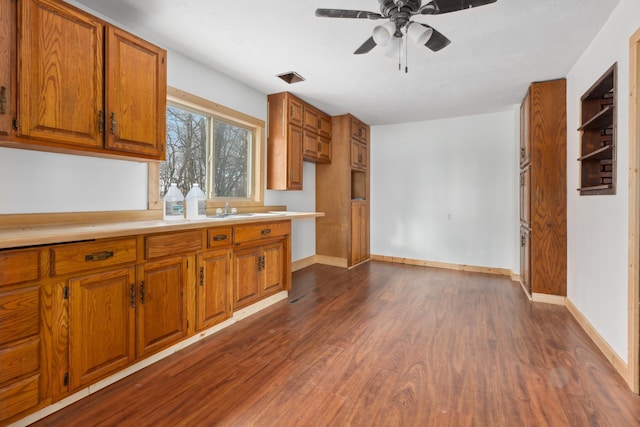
317,114,370,267
267,92,332,190
0,220,292,425
519,79,567,296
2,0,166,160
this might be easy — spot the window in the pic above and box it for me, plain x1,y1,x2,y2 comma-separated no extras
150,87,265,210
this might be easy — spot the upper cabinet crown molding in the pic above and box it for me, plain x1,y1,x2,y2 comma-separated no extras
1,0,167,161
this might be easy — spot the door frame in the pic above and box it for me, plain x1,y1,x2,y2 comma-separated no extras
628,26,640,393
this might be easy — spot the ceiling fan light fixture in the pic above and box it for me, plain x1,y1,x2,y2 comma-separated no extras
407,22,433,46
372,21,396,45
384,36,403,58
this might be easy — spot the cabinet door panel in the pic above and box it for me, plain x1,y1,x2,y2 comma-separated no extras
105,26,166,158
233,246,260,309
69,267,135,389
0,287,39,346
262,242,284,295
287,97,303,127
520,167,530,226
137,257,187,357
302,130,318,159
197,249,231,330
287,125,303,190
19,0,103,147
520,227,531,295
303,107,318,133
0,0,16,137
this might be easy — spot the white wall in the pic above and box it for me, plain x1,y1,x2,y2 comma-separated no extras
370,110,518,270
566,0,640,362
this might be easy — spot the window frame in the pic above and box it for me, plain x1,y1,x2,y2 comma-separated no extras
149,86,265,211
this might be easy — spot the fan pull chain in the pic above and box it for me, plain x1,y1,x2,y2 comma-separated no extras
405,32,409,73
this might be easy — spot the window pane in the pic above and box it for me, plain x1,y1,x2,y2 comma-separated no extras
162,105,207,197
212,121,252,198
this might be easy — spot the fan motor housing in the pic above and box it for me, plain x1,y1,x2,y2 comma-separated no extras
379,0,422,16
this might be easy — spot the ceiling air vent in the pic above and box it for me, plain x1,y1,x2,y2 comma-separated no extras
277,72,305,84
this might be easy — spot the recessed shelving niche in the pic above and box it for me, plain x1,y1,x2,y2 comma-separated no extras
578,63,617,195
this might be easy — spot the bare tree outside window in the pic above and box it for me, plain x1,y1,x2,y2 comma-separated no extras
161,104,253,200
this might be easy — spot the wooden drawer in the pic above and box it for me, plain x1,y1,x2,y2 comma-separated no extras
207,227,232,249
0,374,40,423
0,339,39,385
52,238,137,276
0,249,41,288
0,287,39,347
233,221,291,245
146,229,203,259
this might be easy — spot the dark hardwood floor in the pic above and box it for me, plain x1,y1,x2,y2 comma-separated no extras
32,262,640,426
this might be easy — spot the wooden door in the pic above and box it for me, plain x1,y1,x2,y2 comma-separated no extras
105,26,166,158
0,0,15,137
197,249,232,331
68,267,135,389
19,0,104,147
350,202,367,265
137,257,187,357
233,245,261,309
287,125,303,190
262,241,284,296
520,89,531,166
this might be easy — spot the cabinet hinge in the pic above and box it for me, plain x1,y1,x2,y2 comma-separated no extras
63,286,69,300
162,56,165,65
12,117,18,130
186,320,189,329
63,372,69,387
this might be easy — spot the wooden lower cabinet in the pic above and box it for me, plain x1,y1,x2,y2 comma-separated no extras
197,249,232,331
233,240,285,310
520,227,531,295
68,267,135,389
137,257,187,357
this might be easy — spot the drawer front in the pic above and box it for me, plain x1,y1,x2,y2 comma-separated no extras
0,287,40,347
146,230,203,259
207,227,232,249
52,238,137,276
233,221,291,244
0,374,40,423
0,249,41,288
0,339,39,385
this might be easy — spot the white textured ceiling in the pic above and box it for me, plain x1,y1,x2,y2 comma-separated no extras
74,0,620,125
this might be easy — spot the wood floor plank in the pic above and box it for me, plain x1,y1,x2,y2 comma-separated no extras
31,262,640,426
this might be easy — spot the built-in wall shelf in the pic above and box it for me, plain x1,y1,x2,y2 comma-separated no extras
578,63,617,196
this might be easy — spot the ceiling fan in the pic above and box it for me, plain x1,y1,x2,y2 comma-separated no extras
316,0,498,60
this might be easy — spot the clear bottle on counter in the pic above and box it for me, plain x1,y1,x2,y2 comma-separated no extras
163,183,184,220
185,183,207,220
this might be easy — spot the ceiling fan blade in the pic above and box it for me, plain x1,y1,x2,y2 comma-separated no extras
419,0,497,15
417,23,451,51
354,36,377,55
315,9,383,19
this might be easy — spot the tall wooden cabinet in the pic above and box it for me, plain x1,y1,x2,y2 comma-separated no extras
317,114,370,267
519,79,567,296
0,0,16,138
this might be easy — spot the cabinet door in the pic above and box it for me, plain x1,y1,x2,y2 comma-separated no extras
351,117,367,142
287,125,303,190
318,113,331,138
303,107,318,133
318,137,331,163
302,130,319,160
197,249,232,331
19,0,104,147
0,0,15,137
520,167,530,227
520,89,530,166
262,241,284,295
350,202,367,265
287,97,303,127
69,268,135,389
350,141,367,171
232,246,261,309
137,257,187,357
520,227,531,295
105,26,166,158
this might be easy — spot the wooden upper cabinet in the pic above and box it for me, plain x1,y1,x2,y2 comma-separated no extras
519,90,531,166
303,107,318,133
18,0,104,148
0,0,16,137
318,112,331,138
351,117,368,143
287,96,303,127
14,0,166,160
105,26,166,158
